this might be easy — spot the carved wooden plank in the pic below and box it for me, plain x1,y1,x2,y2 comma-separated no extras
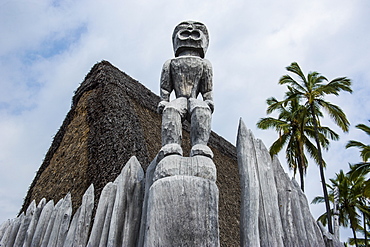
14,200,36,246
295,178,325,245
87,182,115,247
5,213,23,247
0,219,15,246
0,219,11,242
63,206,81,247
272,157,299,246
57,197,72,247
236,119,260,247
121,157,144,247
291,178,308,246
138,156,158,247
98,182,117,246
31,200,54,247
108,156,144,247
107,169,125,246
40,198,63,247
72,184,94,247
46,193,72,247
255,139,284,246
271,141,327,246
23,198,46,247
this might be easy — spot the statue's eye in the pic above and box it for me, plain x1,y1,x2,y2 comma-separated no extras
190,31,200,38
181,31,191,37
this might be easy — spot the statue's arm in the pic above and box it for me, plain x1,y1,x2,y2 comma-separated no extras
158,59,172,114
201,59,214,113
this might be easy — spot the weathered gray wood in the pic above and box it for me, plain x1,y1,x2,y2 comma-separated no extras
13,200,36,246
291,178,309,246
72,184,94,247
255,139,284,246
138,156,158,247
99,182,117,247
46,193,72,247
0,219,11,242
154,155,216,182
87,182,115,247
236,119,260,247
57,198,72,247
318,221,344,247
272,144,327,246
108,156,144,247
122,157,144,247
41,198,63,247
6,213,23,247
144,175,219,247
292,178,325,246
23,198,46,247
47,197,67,247
63,206,81,247
106,164,125,247
0,219,14,246
237,119,328,246
47,198,64,246
272,156,299,246
31,200,54,247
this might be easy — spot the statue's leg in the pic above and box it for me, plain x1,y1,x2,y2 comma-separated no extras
159,97,187,160
188,98,213,158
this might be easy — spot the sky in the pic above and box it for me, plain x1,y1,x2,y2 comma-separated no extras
1,0,369,243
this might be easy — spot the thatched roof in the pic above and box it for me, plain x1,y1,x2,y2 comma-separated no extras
20,60,241,246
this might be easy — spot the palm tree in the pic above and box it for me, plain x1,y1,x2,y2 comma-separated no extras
347,121,370,245
279,62,352,233
257,96,338,191
346,121,370,163
312,169,366,246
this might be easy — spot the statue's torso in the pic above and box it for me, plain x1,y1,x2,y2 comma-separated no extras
170,56,204,99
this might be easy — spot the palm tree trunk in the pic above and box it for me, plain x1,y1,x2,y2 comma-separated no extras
298,142,305,192
296,151,304,192
364,212,368,247
310,104,333,234
299,164,304,192
351,223,359,247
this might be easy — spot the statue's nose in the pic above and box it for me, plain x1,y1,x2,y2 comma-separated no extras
187,24,194,30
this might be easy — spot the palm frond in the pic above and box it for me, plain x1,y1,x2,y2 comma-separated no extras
327,77,352,94
257,117,287,131
286,62,307,84
269,133,290,156
318,100,350,132
346,140,367,149
312,196,325,204
356,122,370,136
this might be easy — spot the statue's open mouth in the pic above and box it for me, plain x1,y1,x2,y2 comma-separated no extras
175,46,204,57
174,29,206,57
178,30,201,40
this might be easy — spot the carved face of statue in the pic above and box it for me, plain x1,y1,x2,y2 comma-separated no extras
172,21,209,58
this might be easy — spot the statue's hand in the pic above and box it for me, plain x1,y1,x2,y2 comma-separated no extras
205,100,214,113
157,101,168,114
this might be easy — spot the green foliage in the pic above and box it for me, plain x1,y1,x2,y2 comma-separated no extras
281,62,351,234
347,121,370,162
258,61,352,233
312,166,370,247
257,95,336,191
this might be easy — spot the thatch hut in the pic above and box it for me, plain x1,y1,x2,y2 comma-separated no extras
20,61,241,246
